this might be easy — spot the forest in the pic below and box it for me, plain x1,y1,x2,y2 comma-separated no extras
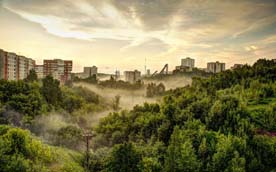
0,59,276,172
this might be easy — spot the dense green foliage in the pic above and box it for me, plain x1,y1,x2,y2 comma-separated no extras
90,59,276,172
0,80,43,125
98,76,144,90
1,59,276,172
146,83,166,97
0,125,85,172
24,69,38,82
73,74,98,84
0,75,105,126
74,74,144,90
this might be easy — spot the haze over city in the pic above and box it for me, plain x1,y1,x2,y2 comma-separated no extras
0,0,276,73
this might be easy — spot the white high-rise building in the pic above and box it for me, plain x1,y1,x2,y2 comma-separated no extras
181,57,195,68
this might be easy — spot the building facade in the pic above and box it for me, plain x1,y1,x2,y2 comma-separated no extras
124,70,141,83
35,65,44,79
83,66,97,78
181,57,195,68
0,49,35,80
41,59,72,83
0,49,6,80
174,65,193,73
74,66,98,79
207,61,226,73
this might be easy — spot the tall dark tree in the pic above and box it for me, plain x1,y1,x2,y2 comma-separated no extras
25,69,38,82
105,143,142,172
40,75,62,107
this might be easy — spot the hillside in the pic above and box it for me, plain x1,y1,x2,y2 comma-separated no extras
91,59,276,172
0,59,276,172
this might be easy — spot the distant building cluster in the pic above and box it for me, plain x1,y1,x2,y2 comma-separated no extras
3,48,272,83
0,49,35,80
0,49,72,83
173,57,232,74
172,57,253,74
35,59,73,83
74,66,98,79
124,70,141,83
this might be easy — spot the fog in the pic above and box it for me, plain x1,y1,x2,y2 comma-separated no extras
144,75,192,90
74,83,158,110
27,75,192,149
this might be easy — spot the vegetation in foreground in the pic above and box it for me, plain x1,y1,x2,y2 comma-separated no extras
0,59,276,172
91,59,276,172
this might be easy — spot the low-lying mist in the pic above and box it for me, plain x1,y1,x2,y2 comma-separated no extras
74,83,158,110
144,75,192,90
29,75,192,150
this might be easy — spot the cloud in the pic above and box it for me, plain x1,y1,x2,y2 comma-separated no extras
1,0,276,69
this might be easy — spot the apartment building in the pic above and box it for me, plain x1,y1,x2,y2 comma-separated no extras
181,57,195,68
74,66,98,79
35,65,44,79
0,49,35,80
207,61,226,73
124,70,141,83
42,59,72,83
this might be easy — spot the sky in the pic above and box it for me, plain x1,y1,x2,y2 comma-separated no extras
0,0,276,73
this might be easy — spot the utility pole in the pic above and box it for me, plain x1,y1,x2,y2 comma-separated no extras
83,130,94,172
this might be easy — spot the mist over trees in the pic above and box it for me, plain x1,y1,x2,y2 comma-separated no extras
0,59,276,171
90,59,276,172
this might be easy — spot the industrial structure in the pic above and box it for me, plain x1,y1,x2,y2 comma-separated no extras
115,70,120,80
207,61,226,73
0,49,35,80
74,66,98,79
124,70,141,83
152,64,169,77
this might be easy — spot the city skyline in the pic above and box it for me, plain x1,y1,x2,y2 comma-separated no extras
0,0,276,73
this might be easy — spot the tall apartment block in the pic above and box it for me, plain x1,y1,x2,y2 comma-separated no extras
0,49,35,80
181,57,195,68
34,65,44,79
41,59,72,83
74,66,97,79
124,70,141,83
207,61,226,73
174,57,195,73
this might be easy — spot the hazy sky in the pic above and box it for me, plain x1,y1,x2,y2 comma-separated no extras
0,0,276,73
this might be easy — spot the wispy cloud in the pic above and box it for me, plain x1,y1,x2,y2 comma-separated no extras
1,0,276,70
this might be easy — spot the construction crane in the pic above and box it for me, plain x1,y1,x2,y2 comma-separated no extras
151,64,169,77
159,64,168,75
151,70,158,77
